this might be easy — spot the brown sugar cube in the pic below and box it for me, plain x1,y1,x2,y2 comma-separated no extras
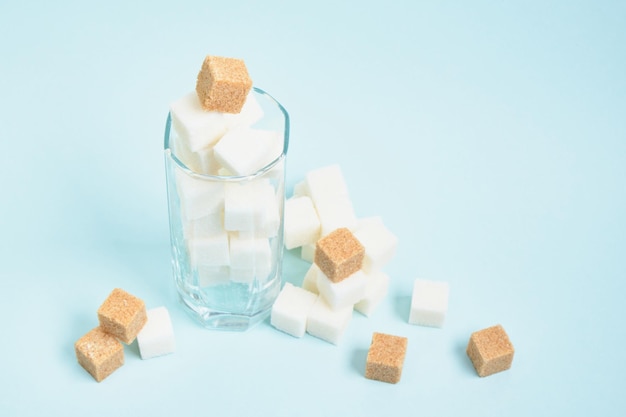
195,55,253,114
97,288,147,344
365,332,408,384
75,327,124,382
314,228,364,283
466,324,515,377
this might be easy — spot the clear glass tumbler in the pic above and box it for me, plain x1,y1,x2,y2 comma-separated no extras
164,87,289,331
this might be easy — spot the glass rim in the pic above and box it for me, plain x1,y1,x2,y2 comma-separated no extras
164,87,290,182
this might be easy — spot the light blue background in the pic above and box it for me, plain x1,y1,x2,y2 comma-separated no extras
1,1,625,416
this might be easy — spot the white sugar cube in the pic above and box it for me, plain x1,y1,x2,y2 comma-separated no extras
317,269,367,310
176,170,225,221
409,279,449,328
302,164,356,235
270,283,318,338
188,232,230,267
234,197,279,238
193,146,221,175
293,180,308,198
301,264,321,294
259,188,280,238
223,91,264,129
173,136,220,175
353,217,398,272
306,296,352,345
136,307,175,360
304,164,349,202
197,265,230,287
170,92,227,152
229,235,272,283
182,211,223,239
314,195,357,236
354,271,390,317
229,235,271,269
284,196,320,250
172,134,201,172
224,180,277,233
213,127,282,176
300,243,316,263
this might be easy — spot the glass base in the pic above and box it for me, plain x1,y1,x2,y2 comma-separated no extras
178,293,271,331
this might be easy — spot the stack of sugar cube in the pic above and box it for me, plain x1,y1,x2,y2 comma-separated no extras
170,55,282,177
168,55,285,287
271,165,398,344
180,175,281,286
74,288,175,382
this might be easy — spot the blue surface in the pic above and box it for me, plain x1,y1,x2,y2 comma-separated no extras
1,1,625,416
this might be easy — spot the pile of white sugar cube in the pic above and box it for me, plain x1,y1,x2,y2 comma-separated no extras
169,55,282,178
271,165,400,344
168,73,285,287
170,90,282,177
167,55,452,346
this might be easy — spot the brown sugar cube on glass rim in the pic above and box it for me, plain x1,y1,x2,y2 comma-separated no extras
314,228,364,283
75,327,124,382
365,332,408,384
466,324,515,377
97,288,147,344
195,55,253,114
